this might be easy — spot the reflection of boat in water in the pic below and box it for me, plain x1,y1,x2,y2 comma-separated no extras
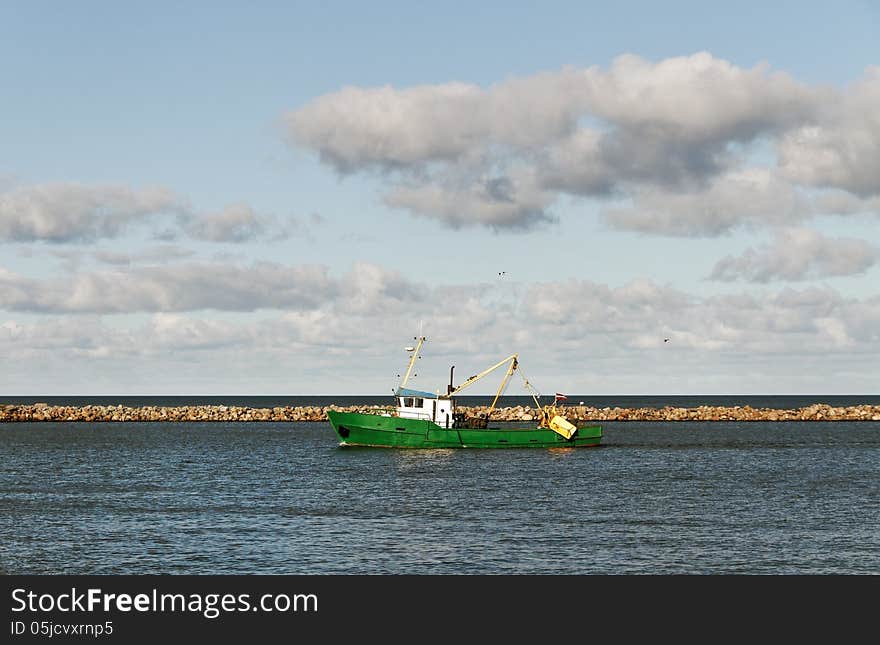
327,336,602,449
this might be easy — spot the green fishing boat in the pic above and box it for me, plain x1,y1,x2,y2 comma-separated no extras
327,336,602,449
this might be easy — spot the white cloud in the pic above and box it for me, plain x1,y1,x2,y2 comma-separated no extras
0,182,300,244
0,183,180,243
0,262,339,313
524,278,693,331
285,53,877,235
0,261,429,314
145,313,253,351
284,71,585,172
287,53,814,175
91,245,196,266
579,52,817,142
778,67,880,196
601,168,809,236
709,228,880,282
182,204,301,242
385,169,555,230
3,277,879,394
339,262,424,314
517,278,880,364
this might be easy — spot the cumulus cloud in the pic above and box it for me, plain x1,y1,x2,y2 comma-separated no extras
601,168,810,236
145,313,254,351
0,182,300,244
601,171,880,237
3,276,880,393
0,262,337,313
46,245,197,272
286,53,820,229
385,170,555,230
709,228,880,282
0,182,180,243
181,204,303,243
778,67,880,196
521,278,880,357
339,262,425,314
0,261,424,314
287,53,814,176
91,245,196,266
284,71,586,172
524,278,693,331
285,52,878,235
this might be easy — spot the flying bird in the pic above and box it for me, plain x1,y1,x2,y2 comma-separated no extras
664,338,670,343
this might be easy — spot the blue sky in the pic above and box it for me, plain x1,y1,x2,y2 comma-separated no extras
1,1,879,394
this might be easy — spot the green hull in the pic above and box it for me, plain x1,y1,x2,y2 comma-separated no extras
327,410,602,448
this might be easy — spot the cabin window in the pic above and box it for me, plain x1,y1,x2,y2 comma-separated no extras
413,397,423,408
403,397,414,407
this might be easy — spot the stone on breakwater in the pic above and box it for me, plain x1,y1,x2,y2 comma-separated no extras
1,402,880,423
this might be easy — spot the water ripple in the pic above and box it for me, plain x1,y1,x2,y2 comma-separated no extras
1,421,878,574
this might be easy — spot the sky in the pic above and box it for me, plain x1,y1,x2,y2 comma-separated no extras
1,0,879,395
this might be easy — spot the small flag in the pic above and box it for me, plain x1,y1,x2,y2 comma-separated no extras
555,392,568,401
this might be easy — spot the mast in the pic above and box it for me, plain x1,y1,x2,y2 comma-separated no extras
398,335,426,390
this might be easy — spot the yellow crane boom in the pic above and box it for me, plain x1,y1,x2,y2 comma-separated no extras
448,354,518,408
489,356,518,412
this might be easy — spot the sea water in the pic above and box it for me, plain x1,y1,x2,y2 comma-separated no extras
2,419,877,574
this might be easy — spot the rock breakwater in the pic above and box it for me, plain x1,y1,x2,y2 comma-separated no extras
2,403,879,422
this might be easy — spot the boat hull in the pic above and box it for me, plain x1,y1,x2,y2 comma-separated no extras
327,410,602,448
